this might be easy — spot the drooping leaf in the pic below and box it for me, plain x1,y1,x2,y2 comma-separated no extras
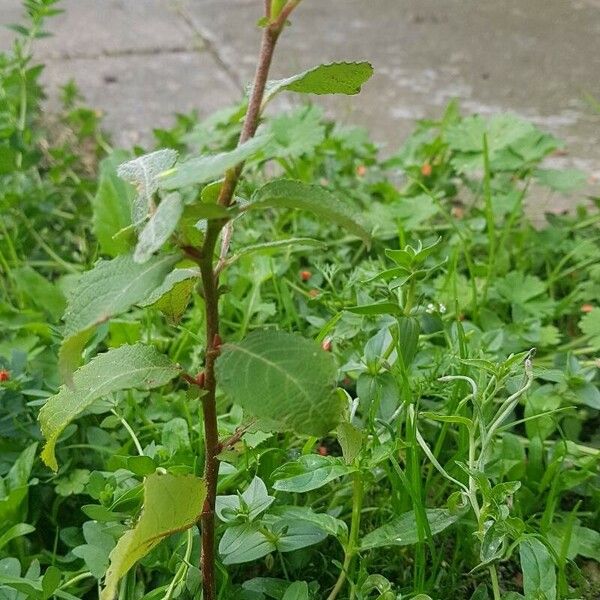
248,179,371,245
0,523,35,552
93,152,135,256
40,344,180,471
117,149,178,224
216,330,342,436
158,135,270,190
519,537,556,600
59,253,177,381
139,267,200,324
265,62,374,100
360,508,462,550
134,192,183,263
272,455,355,493
101,472,205,600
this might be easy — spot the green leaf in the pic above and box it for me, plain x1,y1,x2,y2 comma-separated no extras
139,267,200,324
579,307,600,348
248,179,371,245
519,537,556,600
158,135,270,190
101,472,205,600
271,505,347,540
282,582,309,600
360,508,462,550
12,266,66,321
216,477,274,524
534,168,587,193
117,149,178,224
347,302,403,316
229,238,324,265
40,344,180,471
219,523,275,565
266,62,374,99
134,192,183,263
337,421,363,464
272,455,355,493
216,330,342,436
266,105,325,158
0,523,35,552
93,152,135,256
59,253,177,381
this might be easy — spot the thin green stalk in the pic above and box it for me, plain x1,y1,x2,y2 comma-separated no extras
326,473,364,600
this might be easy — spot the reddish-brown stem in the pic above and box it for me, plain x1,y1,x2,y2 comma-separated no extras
195,5,300,599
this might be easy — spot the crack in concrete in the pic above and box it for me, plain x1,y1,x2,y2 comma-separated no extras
174,5,245,92
42,44,205,61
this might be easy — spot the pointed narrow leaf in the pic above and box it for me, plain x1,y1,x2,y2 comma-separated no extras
117,149,178,223
134,192,183,263
101,473,205,600
215,330,342,436
59,253,177,381
248,179,371,245
40,344,180,470
266,62,374,99
158,135,270,190
360,508,462,550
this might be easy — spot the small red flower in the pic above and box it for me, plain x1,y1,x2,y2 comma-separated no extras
0,370,9,382
300,270,311,282
356,164,367,177
308,289,319,299
581,303,594,313
321,338,332,352
317,445,328,456
421,162,432,177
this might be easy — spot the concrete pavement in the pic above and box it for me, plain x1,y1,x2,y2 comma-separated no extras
1,0,599,192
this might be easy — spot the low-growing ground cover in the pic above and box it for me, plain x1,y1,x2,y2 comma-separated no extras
0,2,599,599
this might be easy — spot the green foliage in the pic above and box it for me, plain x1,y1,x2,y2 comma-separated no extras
39,344,180,470
1,3,599,600
102,472,206,600
216,330,342,436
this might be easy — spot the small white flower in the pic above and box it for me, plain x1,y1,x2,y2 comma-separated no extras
439,303,447,314
426,303,435,314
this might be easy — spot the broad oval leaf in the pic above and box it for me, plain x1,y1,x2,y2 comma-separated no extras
519,537,556,600
158,135,270,190
215,330,343,436
101,472,205,600
265,62,374,100
134,192,183,263
248,179,371,245
282,582,309,600
272,455,355,493
117,149,178,224
59,252,177,382
40,344,180,471
360,508,462,550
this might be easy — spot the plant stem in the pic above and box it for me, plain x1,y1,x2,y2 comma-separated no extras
326,473,364,600
196,5,300,599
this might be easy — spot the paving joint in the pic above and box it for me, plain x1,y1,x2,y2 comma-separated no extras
42,44,205,61
175,5,245,92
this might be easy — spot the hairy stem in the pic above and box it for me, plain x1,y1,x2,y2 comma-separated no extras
196,5,300,598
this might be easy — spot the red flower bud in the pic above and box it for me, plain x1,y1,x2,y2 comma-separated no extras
356,164,367,177
0,370,9,382
421,162,432,177
300,270,311,282
308,289,319,299
581,303,594,313
321,338,332,352
317,445,328,456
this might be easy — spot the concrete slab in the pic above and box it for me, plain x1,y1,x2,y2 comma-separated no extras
1,0,599,188
42,51,240,148
183,0,600,179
